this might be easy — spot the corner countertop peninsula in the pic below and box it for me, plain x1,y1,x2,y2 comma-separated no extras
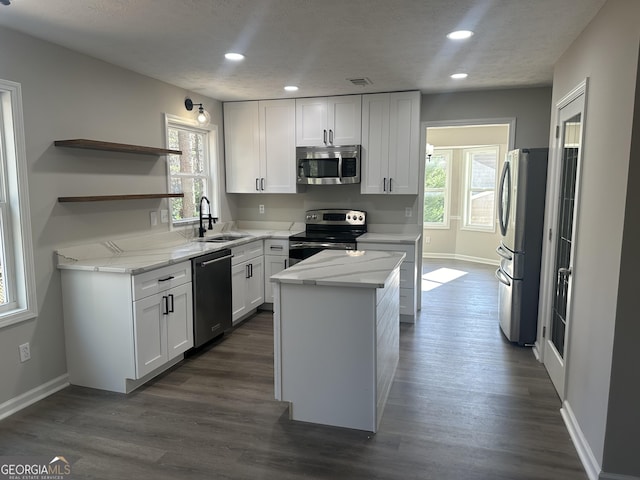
271,249,405,433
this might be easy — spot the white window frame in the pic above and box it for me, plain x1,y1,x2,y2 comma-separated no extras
0,79,37,328
423,148,452,229
164,114,219,228
462,145,499,232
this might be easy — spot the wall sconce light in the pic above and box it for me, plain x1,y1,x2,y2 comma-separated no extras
185,98,210,127
426,143,435,162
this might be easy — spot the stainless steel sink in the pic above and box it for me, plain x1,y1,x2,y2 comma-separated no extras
197,234,251,243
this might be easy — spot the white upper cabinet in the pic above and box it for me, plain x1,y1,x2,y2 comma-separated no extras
361,91,421,195
224,99,296,193
295,95,362,146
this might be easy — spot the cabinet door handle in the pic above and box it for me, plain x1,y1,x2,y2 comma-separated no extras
323,129,327,144
255,178,260,191
383,177,387,192
246,264,251,279
389,177,393,192
261,177,265,191
158,276,174,282
249,263,253,278
284,259,288,269
162,295,169,315
168,294,174,313
329,129,334,144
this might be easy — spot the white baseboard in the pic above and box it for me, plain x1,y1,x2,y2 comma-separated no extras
561,400,601,480
422,252,499,266
0,374,69,421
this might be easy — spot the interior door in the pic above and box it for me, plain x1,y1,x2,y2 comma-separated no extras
543,89,585,398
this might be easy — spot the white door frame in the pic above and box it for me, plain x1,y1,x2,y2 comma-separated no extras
536,78,588,399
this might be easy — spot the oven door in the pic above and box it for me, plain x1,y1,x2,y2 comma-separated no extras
288,241,356,266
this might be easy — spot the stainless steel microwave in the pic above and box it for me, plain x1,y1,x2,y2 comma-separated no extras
296,145,361,185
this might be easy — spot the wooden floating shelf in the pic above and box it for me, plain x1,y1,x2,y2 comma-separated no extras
58,193,184,203
54,139,182,156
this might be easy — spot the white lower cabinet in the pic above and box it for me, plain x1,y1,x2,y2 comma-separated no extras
231,240,265,324
264,239,289,303
356,240,419,322
61,261,193,393
133,281,193,378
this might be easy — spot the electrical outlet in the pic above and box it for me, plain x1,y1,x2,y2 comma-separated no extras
424,236,431,245
259,204,265,214
160,209,169,223
405,207,413,217
150,211,158,226
19,342,30,362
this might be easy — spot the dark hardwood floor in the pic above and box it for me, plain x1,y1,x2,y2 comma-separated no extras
0,259,586,479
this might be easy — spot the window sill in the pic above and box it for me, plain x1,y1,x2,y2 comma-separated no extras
0,306,38,330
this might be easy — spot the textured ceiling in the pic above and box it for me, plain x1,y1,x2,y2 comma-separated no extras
0,0,607,101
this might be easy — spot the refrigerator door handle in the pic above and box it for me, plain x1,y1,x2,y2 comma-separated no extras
496,244,513,261
495,267,511,286
498,160,511,237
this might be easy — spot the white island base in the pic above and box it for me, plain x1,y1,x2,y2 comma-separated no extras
272,250,403,433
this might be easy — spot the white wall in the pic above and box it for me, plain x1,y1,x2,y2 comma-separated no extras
0,25,226,407
546,0,640,475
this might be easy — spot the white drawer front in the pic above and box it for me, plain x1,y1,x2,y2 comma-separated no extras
265,239,289,256
132,261,191,300
231,240,264,266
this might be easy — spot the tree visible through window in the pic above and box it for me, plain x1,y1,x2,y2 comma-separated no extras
167,125,210,224
424,149,451,227
464,146,498,230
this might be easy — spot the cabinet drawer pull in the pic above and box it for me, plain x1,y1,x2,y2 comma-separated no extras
158,276,174,282
162,295,169,315
270,245,284,251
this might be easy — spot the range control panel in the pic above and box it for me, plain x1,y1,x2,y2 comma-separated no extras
304,209,366,226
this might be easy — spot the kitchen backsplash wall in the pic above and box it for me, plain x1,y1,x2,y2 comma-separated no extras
229,184,419,225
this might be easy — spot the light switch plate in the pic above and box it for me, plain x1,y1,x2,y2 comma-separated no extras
405,207,413,217
259,205,265,214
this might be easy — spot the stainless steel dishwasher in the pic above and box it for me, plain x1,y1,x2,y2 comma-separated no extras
192,248,232,348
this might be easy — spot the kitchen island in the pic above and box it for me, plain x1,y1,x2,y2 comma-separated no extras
271,249,405,432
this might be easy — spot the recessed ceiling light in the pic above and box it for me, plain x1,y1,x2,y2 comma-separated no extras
450,73,468,79
284,85,299,92
447,30,474,40
224,52,245,61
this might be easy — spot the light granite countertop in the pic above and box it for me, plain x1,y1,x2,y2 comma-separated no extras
270,249,405,288
357,232,421,244
56,229,299,274
55,226,418,276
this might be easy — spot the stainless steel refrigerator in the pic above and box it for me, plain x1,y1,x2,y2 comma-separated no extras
495,148,548,345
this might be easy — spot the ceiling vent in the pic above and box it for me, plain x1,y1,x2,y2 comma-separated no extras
347,77,373,87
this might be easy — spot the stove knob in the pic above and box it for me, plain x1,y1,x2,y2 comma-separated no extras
306,214,311,220
358,215,363,221
347,215,351,220
312,214,317,220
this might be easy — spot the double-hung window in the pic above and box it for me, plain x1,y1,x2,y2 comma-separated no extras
0,79,37,328
463,146,499,231
165,115,218,226
423,149,452,228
